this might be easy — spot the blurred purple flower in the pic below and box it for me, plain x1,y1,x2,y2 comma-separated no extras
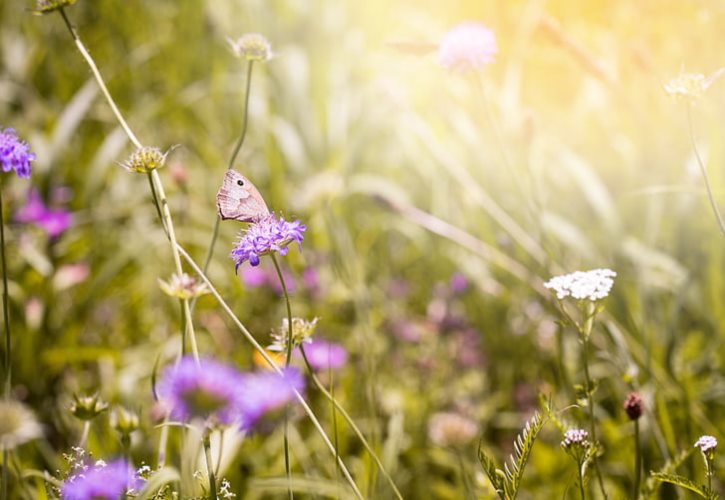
61,459,142,500
231,213,306,269
240,265,269,287
450,272,469,294
158,356,244,425
16,189,72,238
296,338,348,371
438,22,497,72
0,128,34,179
302,267,320,292
238,367,305,430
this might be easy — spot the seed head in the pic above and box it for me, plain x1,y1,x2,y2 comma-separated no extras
71,394,109,421
0,400,42,450
227,33,273,62
120,146,168,173
158,273,208,300
269,317,318,353
32,0,77,15
664,69,723,102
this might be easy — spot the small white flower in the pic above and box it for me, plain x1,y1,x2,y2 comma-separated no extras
664,69,723,101
544,269,616,301
561,428,590,449
694,435,717,453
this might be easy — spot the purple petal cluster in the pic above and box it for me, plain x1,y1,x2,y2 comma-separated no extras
296,339,348,371
0,128,35,179
231,213,306,269
15,189,72,238
158,357,245,425
437,22,497,72
158,356,305,431
61,459,141,500
237,367,305,430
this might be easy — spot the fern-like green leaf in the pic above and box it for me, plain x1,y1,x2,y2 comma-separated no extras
503,412,545,500
641,448,693,498
478,437,506,499
650,472,708,498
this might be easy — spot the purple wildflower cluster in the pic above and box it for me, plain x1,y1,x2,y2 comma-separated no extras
437,22,497,72
158,356,305,431
231,213,306,269
15,188,72,238
0,128,35,179
61,459,141,500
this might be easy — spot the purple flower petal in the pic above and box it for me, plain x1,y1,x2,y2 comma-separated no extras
0,128,34,179
61,459,141,500
231,214,306,270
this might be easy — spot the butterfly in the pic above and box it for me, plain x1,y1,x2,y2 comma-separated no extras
216,170,270,222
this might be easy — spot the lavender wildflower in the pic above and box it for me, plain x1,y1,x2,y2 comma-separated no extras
230,213,306,269
0,128,35,179
15,189,72,238
237,367,305,430
61,459,142,500
158,356,244,425
438,22,497,72
544,268,616,301
296,338,348,371
695,435,718,454
449,272,469,294
562,428,590,450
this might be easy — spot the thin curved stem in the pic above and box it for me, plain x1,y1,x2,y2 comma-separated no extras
299,346,404,500
581,334,607,500
578,460,587,500
203,432,218,500
0,190,10,401
632,420,641,499
175,244,363,499
270,254,294,500
195,60,255,291
686,104,725,236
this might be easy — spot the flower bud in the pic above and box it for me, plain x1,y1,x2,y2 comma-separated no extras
227,34,273,62
623,392,643,421
120,146,167,174
110,406,140,437
71,394,109,421
32,0,77,15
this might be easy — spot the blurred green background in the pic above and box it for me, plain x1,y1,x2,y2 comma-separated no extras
0,0,723,497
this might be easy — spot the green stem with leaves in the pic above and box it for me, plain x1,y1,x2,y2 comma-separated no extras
686,104,725,236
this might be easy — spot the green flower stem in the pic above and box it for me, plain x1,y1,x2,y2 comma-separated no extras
270,253,294,500
78,421,91,449
195,60,255,290
580,303,607,500
175,244,364,499
0,190,10,402
686,104,725,236
456,450,473,500
299,345,404,500
633,419,641,499
578,459,587,500
203,432,218,500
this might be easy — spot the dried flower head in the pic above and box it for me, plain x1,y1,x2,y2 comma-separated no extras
227,33,273,62
428,412,478,447
0,128,35,179
230,213,306,269
158,356,244,426
32,0,77,15
269,317,318,353
109,407,140,437
695,435,717,454
71,394,109,421
120,146,168,173
561,428,590,450
438,22,497,72
61,459,142,500
158,273,208,300
0,400,42,450
664,69,724,102
544,269,616,301
623,392,643,421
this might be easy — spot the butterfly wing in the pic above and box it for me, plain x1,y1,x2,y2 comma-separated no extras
216,170,270,222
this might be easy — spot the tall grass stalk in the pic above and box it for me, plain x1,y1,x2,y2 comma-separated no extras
632,419,641,498
0,189,9,500
685,104,725,236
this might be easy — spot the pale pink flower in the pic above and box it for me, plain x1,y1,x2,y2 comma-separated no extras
438,22,497,72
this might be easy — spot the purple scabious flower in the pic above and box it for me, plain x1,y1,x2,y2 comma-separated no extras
61,459,142,500
237,367,305,430
16,189,72,238
450,272,469,294
230,213,306,269
0,128,35,179
296,338,348,371
438,22,497,72
158,356,245,425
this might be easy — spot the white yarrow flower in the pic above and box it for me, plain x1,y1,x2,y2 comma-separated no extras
561,428,590,449
694,435,717,453
544,269,616,301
